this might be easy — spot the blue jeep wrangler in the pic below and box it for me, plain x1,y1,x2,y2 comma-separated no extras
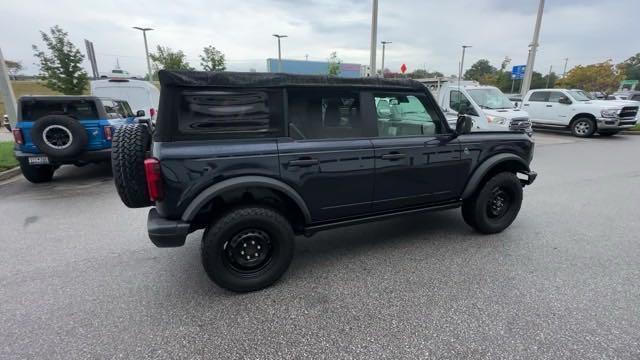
13,96,146,183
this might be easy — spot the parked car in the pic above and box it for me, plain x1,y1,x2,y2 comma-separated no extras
12,96,149,183
111,70,537,292
91,78,160,122
521,89,639,137
610,91,640,102
437,84,532,134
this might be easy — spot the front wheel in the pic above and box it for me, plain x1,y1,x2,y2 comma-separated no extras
571,117,596,138
201,206,295,292
18,158,55,183
462,172,523,234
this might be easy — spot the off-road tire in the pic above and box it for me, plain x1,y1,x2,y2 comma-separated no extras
112,124,151,208
570,117,596,138
18,158,54,183
201,206,294,292
461,172,523,234
30,115,88,158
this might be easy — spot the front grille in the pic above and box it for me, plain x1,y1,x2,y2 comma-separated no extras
619,106,638,119
620,120,637,126
509,117,532,131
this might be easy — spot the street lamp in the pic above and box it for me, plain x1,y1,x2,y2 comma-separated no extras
458,45,472,89
272,34,288,73
380,41,392,77
133,27,153,81
521,0,545,97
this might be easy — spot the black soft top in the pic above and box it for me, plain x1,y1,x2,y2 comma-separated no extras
158,70,424,90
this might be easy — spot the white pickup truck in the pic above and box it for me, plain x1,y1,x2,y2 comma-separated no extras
437,83,532,133
522,88,639,137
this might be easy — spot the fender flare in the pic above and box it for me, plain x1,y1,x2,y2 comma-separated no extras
461,153,530,199
181,175,312,223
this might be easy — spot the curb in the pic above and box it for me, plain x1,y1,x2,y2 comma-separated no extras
621,131,640,135
0,166,21,182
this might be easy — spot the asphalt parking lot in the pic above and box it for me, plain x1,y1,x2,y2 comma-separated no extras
1,132,639,359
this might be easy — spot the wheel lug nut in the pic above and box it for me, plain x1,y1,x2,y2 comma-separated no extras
246,256,250,260
241,251,244,255
254,253,258,256
243,243,247,247
257,245,261,249
251,240,255,245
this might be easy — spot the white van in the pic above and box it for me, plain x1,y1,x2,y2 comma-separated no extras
437,83,532,133
90,79,160,122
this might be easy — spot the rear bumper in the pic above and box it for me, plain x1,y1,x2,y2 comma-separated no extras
520,170,537,186
14,149,112,163
147,208,190,248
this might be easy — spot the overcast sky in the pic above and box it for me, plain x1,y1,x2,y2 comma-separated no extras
2,0,639,77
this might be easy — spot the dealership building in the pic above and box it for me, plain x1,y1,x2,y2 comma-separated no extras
266,58,364,78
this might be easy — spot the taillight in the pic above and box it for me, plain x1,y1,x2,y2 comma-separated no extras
144,158,163,201
103,126,113,141
12,128,24,145
149,108,156,118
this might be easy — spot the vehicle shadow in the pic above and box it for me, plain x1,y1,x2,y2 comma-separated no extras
533,128,632,140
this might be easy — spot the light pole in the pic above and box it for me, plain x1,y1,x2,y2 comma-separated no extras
521,0,545,97
369,0,378,76
562,57,569,78
458,45,472,89
272,34,288,73
546,65,553,88
133,27,153,81
380,41,391,77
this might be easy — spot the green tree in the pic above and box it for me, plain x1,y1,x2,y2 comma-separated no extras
620,53,640,81
200,45,226,71
4,60,23,79
556,60,624,92
408,69,444,79
464,59,497,82
149,46,194,78
32,25,88,95
327,52,341,76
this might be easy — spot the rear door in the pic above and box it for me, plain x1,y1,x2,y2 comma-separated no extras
278,88,376,222
367,91,465,212
522,91,550,123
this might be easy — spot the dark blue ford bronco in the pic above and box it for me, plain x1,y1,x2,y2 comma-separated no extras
13,96,146,183
112,70,537,292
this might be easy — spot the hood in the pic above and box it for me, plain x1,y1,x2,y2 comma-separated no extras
483,108,529,119
580,100,638,108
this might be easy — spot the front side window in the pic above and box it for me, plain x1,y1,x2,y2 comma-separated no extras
449,90,477,115
287,89,363,140
374,93,441,137
548,92,569,103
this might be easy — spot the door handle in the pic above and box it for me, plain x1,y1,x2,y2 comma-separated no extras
381,153,407,160
287,158,319,167
546,104,553,107
523,104,529,106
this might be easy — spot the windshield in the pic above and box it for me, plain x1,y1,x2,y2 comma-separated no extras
568,90,592,101
467,88,514,109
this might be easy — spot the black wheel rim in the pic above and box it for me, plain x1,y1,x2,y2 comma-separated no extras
223,229,273,274
487,186,511,219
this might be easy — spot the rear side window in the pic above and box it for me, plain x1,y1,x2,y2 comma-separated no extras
21,100,99,121
178,89,283,137
528,91,549,102
287,88,364,140
632,94,640,101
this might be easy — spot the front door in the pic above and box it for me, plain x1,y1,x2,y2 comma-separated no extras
367,91,465,212
545,91,573,124
279,88,375,222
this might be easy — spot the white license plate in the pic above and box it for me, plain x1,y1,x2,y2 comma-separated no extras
28,156,50,165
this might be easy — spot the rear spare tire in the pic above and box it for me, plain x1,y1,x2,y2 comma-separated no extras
30,115,88,158
112,124,152,208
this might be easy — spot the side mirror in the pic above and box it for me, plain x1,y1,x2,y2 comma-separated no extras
559,97,572,105
456,114,473,135
136,110,146,117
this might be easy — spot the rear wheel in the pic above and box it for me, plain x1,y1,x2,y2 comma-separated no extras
462,172,523,234
111,124,151,208
201,206,294,292
18,158,54,183
571,117,596,138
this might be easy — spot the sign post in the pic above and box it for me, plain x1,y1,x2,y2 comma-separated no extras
511,65,526,94
400,63,407,76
